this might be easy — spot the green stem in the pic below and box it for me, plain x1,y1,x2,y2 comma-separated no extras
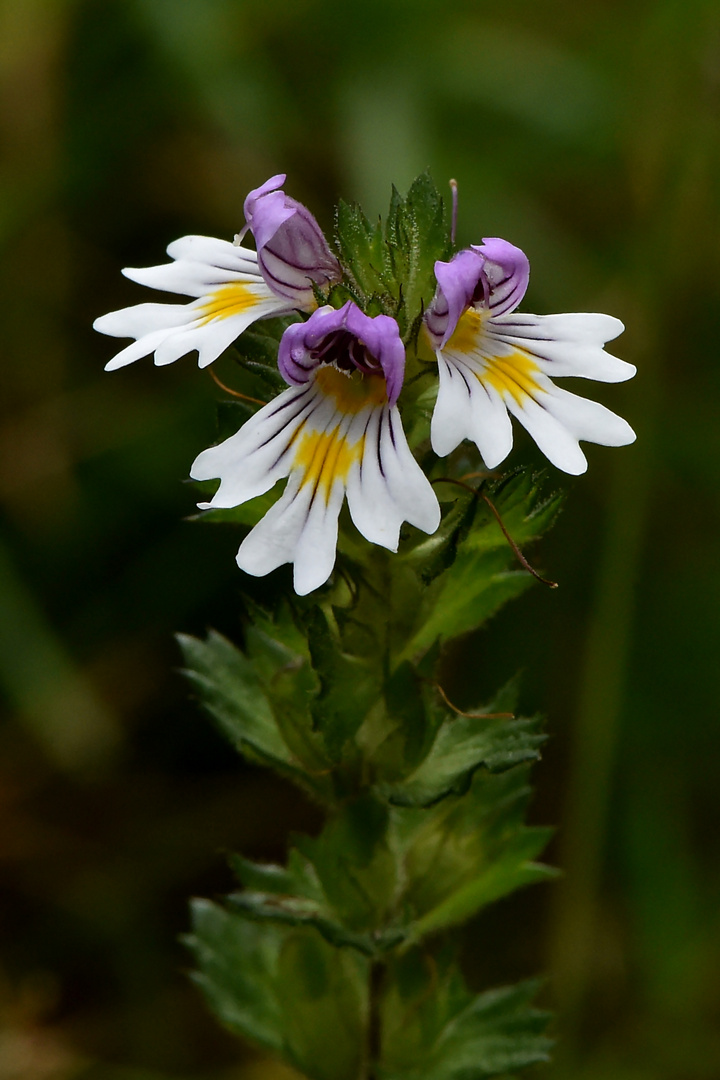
366,960,384,1080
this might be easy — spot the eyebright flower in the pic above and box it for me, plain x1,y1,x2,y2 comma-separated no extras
93,174,341,371
424,239,636,475
243,174,342,307
190,302,441,595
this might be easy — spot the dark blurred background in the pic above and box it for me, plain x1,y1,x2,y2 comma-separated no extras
1,0,719,1076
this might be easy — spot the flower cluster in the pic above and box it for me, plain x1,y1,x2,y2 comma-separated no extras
95,176,635,594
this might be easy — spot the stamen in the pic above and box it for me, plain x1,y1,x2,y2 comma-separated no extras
472,270,490,309
310,328,381,376
449,178,458,245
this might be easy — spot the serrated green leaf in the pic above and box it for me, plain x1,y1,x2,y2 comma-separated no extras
238,355,287,391
383,172,452,333
398,560,536,664
381,951,552,1080
296,794,397,931
226,795,403,956
333,174,451,331
276,928,368,1080
178,631,293,768
187,902,368,1080
233,318,297,365
401,369,438,450
178,629,331,800
390,767,555,939
326,281,363,309
225,763,554,958
186,898,284,1053
334,199,391,301
229,854,298,896
220,323,294,399
463,471,564,557
228,891,404,957
380,704,545,808
396,470,562,663
305,606,382,759
408,840,556,942
243,606,347,782
403,493,478,584
244,598,312,666
371,660,437,778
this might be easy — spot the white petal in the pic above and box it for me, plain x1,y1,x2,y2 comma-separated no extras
236,477,311,576
123,260,262,298
191,385,318,506
505,392,589,474
379,408,440,533
97,287,289,370
103,325,187,371
345,410,406,548
486,312,635,383
430,354,476,457
292,481,346,594
154,305,274,369
431,353,514,469
94,301,194,339
198,368,441,593
118,236,261,300
235,476,345,595
95,229,296,370
540,384,636,446
165,235,260,274
467,380,515,470
345,406,440,546
152,319,234,368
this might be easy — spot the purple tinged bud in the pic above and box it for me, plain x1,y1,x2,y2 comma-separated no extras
278,302,405,406
243,175,341,306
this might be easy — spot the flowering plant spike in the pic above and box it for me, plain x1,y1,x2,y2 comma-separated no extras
96,173,636,1078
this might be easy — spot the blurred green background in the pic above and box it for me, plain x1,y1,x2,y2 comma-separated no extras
1,0,719,1076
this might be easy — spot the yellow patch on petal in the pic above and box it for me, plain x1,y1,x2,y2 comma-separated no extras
480,350,541,404
446,307,486,354
446,310,541,404
314,365,387,414
198,282,260,324
294,424,364,502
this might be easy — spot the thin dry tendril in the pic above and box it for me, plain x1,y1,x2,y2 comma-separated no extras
425,678,514,720
432,475,558,589
208,366,267,406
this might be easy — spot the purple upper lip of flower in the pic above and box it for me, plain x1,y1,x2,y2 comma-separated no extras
243,174,341,303
425,238,530,349
278,302,406,406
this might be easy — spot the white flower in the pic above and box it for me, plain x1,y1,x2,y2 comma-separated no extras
191,303,440,595
424,239,636,475
94,175,340,372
